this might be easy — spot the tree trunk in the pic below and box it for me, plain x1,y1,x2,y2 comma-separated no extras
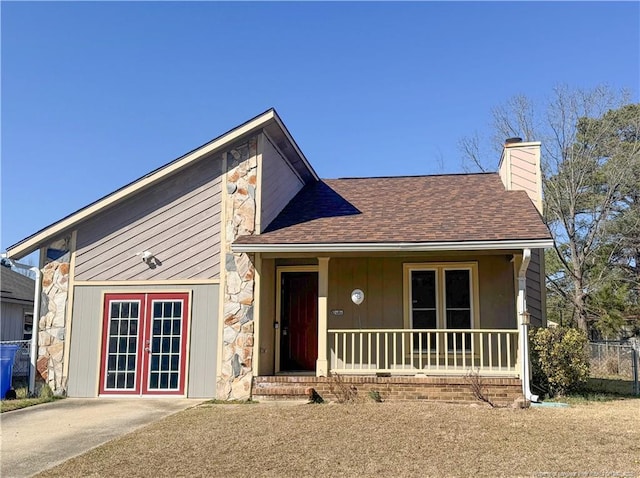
573,279,589,333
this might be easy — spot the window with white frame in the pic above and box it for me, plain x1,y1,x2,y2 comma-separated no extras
23,313,33,341
404,263,478,351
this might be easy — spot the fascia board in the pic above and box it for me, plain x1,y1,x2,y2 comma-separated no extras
272,112,319,181
231,239,555,253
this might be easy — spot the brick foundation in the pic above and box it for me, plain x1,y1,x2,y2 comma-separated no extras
253,375,523,405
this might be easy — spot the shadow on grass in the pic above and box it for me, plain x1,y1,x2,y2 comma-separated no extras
586,377,637,396
544,377,640,405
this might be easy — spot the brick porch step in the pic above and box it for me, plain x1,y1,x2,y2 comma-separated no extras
252,376,313,400
252,375,523,405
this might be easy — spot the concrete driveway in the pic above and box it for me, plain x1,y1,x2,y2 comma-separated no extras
1,398,203,477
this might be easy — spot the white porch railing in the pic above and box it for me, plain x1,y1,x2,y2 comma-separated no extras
328,329,519,376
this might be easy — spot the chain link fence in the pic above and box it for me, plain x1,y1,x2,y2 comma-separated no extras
589,340,639,395
0,340,31,383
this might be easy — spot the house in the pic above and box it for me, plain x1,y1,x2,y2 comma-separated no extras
1,262,35,342
4,109,553,403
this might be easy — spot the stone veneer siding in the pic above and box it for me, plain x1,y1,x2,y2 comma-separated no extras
37,260,70,394
217,138,258,400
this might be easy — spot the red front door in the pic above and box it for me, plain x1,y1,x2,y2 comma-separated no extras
280,272,318,371
99,292,189,396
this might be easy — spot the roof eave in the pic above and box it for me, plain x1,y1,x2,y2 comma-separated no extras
270,111,319,182
0,297,35,305
6,108,317,260
231,238,555,253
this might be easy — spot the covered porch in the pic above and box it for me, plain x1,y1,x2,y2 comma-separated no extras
244,247,542,384
230,159,553,402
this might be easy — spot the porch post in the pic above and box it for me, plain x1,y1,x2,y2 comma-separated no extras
513,253,523,374
317,257,330,377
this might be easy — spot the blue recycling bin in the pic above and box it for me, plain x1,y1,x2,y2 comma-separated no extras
1,344,20,399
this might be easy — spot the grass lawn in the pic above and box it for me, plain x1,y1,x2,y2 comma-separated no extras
1,385,64,413
0,395,63,412
35,398,640,478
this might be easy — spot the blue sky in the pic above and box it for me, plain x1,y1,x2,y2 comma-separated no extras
1,1,638,253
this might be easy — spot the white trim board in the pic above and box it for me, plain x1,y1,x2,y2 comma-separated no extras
232,239,554,253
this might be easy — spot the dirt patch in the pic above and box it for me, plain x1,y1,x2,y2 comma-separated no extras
37,399,640,478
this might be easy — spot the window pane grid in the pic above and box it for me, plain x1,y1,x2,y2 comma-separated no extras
408,266,474,353
410,270,437,351
444,269,472,350
105,301,140,390
148,300,183,391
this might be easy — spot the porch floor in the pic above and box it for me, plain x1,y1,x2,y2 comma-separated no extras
252,375,523,405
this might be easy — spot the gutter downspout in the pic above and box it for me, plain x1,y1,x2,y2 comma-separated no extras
518,248,539,403
2,254,41,396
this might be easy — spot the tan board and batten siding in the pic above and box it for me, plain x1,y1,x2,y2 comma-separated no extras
525,249,544,326
256,254,517,375
325,256,516,330
260,133,306,232
74,156,223,281
499,142,546,326
67,284,219,398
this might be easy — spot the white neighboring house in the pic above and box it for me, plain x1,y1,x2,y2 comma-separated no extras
1,263,35,342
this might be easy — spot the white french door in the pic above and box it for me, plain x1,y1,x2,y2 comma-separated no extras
99,292,189,396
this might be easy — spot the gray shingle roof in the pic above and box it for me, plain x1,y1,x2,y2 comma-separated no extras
1,266,35,304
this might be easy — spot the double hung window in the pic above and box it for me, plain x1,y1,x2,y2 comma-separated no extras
404,263,478,351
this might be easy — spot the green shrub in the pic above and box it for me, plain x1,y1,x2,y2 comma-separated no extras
530,327,590,397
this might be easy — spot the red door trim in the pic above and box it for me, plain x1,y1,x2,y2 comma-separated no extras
99,292,190,396
99,293,145,395
140,292,190,396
